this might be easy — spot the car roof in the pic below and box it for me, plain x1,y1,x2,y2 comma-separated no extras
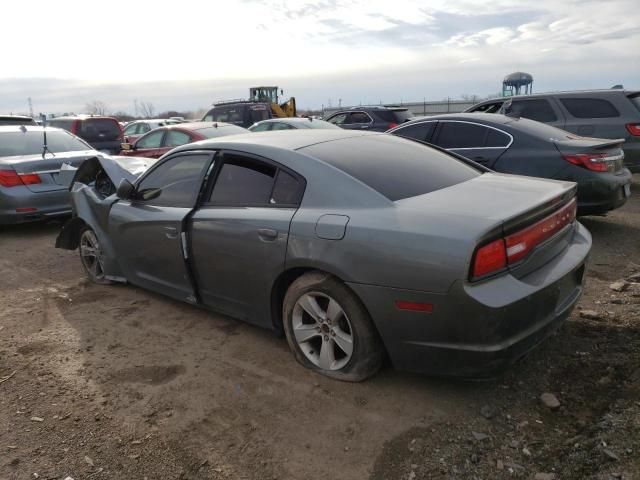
50,115,118,120
171,129,378,154
255,117,325,124
163,121,240,131
329,106,408,113
473,89,638,104
0,125,65,133
405,113,517,125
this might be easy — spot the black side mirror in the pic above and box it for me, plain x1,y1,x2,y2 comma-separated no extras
116,178,135,200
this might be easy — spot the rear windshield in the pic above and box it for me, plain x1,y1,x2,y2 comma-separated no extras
78,119,121,141
196,125,248,138
0,117,37,126
0,130,91,157
249,105,270,123
375,109,413,123
48,119,74,131
302,134,480,201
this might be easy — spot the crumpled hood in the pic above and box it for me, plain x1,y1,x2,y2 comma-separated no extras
60,154,157,188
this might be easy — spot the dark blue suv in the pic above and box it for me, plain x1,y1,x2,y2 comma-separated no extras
324,106,413,132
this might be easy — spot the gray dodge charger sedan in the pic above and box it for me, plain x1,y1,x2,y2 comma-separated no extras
56,130,591,380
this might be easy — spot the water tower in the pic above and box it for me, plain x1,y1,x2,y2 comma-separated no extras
502,72,533,96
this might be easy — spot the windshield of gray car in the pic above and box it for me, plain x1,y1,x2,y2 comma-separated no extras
302,134,481,201
0,130,92,157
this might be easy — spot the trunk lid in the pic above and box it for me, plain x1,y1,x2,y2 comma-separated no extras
0,151,99,192
395,173,577,277
554,137,626,173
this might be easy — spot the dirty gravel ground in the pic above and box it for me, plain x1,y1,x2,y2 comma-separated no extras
1,175,639,480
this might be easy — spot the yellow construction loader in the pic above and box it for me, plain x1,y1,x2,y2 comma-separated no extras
249,86,296,118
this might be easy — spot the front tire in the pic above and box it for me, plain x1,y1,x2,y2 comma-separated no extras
78,227,113,285
283,272,384,381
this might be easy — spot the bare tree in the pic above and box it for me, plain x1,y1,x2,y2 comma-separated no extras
85,100,108,115
139,101,156,118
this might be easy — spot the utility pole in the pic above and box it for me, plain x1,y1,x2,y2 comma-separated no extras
28,97,34,118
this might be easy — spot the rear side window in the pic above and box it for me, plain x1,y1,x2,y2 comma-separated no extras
209,155,303,206
302,135,480,201
136,154,210,207
210,157,276,205
392,122,435,142
485,129,511,147
510,99,557,122
327,113,348,125
560,98,620,118
79,119,121,141
347,112,371,124
629,94,640,112
435,122,488,148
271,170,303,205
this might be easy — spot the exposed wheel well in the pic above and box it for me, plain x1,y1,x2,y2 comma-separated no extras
270,267,387,360
55,217,87,250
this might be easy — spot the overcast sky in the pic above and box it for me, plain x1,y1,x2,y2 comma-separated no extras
2,0,638,115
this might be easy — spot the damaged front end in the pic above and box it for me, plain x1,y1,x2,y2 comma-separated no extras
55,155,156,282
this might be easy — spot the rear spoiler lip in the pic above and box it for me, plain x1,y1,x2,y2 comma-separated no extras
472,181,578,258
555,137,626,150
501,184,577,237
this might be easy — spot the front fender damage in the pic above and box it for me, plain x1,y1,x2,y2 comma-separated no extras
55,155,152,283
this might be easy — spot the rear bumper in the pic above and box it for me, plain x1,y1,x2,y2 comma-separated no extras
0,186,71,225
576,168,632,215
348,222,591,377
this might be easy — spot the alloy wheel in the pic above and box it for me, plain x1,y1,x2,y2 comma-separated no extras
292,292,354,371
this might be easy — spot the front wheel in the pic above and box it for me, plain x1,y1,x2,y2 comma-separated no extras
78,227,113,285
283,272,384,381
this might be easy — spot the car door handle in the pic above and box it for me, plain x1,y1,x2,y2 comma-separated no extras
258,228,278,241
164,226,179,239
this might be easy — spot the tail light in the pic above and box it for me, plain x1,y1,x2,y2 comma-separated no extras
388,122,398,129
563,153,608,172
0,169,41,187
471,198,577,280
626,123,640,136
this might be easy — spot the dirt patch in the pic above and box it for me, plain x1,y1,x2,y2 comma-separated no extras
111,365,186,385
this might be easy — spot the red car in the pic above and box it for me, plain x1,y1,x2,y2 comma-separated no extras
120,122,248,158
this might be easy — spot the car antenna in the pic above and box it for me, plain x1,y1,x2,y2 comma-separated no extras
42,119,55,158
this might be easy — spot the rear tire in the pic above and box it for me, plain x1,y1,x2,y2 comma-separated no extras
283,272,384,381
78,227,113,285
